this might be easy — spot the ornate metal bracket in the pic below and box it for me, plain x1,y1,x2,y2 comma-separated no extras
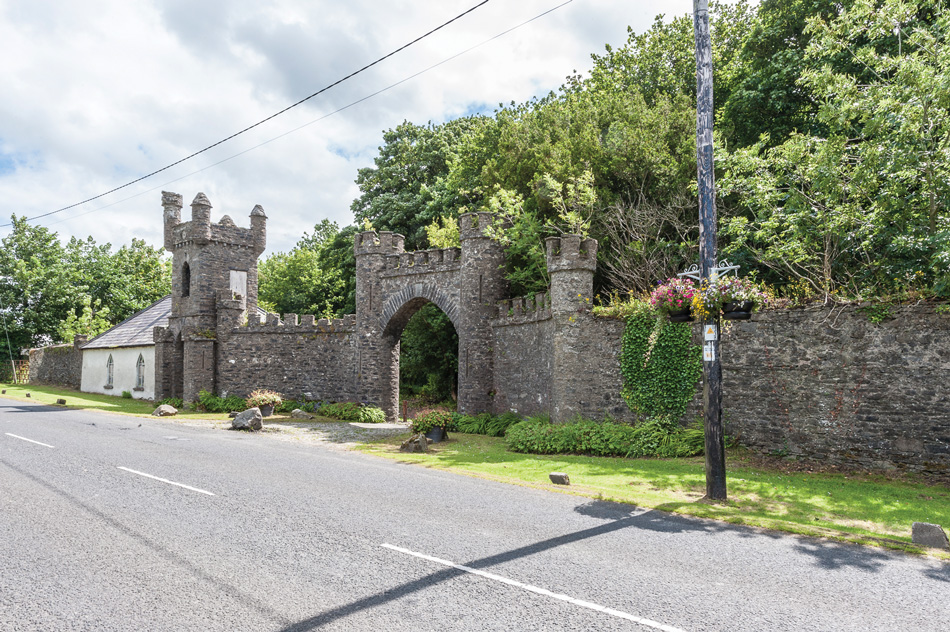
676,260,739,282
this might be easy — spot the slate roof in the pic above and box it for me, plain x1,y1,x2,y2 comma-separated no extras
82,296,269,350
82,296,172,350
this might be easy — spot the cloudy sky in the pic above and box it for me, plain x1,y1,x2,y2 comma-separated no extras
2,0,717,255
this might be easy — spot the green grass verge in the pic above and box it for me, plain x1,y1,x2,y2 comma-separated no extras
357,432,950,557
0,383,339,423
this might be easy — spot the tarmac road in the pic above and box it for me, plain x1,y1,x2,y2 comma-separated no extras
1,397,948,631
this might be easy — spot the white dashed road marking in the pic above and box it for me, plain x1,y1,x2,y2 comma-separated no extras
382,543,687,632
117,466,215,496
5,433,54,448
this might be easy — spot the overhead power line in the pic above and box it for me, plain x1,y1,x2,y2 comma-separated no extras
3,0,492,227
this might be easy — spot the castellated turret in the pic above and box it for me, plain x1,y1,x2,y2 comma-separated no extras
545,234,598,315
162,191,183,251
154,190,268,403
189,192,213,245
250,205,267,255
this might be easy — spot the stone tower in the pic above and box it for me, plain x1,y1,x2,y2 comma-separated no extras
154,191,266,402
457,212,507,414
545,234,598,421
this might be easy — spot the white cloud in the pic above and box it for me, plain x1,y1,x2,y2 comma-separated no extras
0,0,720,255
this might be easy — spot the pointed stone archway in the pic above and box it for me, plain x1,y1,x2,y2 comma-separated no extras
353,213,507,422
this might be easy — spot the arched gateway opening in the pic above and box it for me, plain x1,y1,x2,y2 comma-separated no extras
382,299,459,419
353,213,507,422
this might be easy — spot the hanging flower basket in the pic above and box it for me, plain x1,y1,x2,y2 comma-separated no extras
722,300,754,320
693,277,767,320
650,278,697,322
668,308,694,322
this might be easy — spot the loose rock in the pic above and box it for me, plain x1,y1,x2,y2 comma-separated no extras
56,398,67,405
232,407,263,431
291,408,313,419
152,404,178,417
400,433,429,453
549,472,570,485
912,522,950,550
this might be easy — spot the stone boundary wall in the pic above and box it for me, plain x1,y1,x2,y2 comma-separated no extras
712,304,949,476
27,337,86,389
553,305,949,475
491,307,554,418
215,315,357,402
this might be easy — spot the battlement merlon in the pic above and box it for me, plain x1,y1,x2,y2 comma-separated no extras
189,192,213,245
162,191,184,251
459,212,495,240
545,235,598,273
354,230,406,257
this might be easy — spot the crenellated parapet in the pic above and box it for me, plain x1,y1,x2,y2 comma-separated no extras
165,194,267,251
238,312,357,334
380,247,462,276
354,230,405,257
545,234,598,273
458,211,495,241
493,292,552,326
545,234,597,315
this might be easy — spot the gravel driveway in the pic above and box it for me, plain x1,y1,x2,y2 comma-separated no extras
159,416,412,450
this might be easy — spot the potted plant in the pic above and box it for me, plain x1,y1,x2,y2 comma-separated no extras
246,389,282,417
650,277,697,322
695,277,767,320
410,409,454,443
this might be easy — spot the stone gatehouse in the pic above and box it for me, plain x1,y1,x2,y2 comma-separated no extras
153,191,600,423
150,191,950,476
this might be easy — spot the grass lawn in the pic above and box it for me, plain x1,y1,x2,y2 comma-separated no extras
0,383,338,423
357,432,950,557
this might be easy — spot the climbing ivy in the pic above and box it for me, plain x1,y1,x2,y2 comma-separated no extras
619,306,702,421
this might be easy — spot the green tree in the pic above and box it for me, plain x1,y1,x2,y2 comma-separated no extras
399,304,458,403
0,217,79,352
351,117,490,249
721,0,950,297
258,220,348,317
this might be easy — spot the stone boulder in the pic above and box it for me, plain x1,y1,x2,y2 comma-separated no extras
152,404,178,417
912,522,950,550
400,433,430,453
291,409,313,420
549,472,571,486
232,407,263,431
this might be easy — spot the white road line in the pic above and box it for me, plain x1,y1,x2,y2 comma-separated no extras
382,543,687,632
5,433,55,448
117,467,215,496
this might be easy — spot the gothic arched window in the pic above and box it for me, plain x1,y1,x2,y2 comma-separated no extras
136,354,145,390
106,354,114,388
181,262,191,297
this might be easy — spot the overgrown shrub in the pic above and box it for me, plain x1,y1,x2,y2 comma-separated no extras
410,409,454,434
453,412,522,437
121,390,133,399
276,399,319,413
357,407,386,424
197,389,247,413
505,415,704,458
317,401,384,423
318,401,362,421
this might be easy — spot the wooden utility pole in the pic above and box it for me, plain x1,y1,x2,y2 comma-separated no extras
693,0,726,500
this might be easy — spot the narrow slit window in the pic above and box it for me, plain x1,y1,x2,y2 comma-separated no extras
106,354,114,388
136,354,145,389
181,262,191,297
